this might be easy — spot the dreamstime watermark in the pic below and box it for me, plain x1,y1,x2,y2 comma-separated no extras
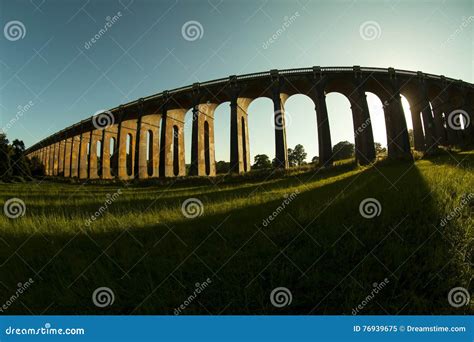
4,20,26,41
0,278,34,313
181,198,204,218
262,12,300,49
92,110,115,130
270,287,292,308
444,16,474,45
359,198,382,219
354,117,371,138
181,20,203,41
272,109,292,130
174,278,212,315
1,101,34,133
352,278,390,315
3,198,26,219
440,193,473,227
92,287,115,308
5,323,85,336
84,12,123,50
84,189,122,227
262,190,300,227
359,21,381,41
447,287,470,308
447,109,471,131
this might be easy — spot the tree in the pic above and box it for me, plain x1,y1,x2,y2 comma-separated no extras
332,141,355,161
0,133,12,180
11,139,31,177
374,142,387,155
311,156,319,164
252,154,271,169
28,156,45,177
0,133,44,181
216,161,229,174
287,148,295,167
289,144,307,166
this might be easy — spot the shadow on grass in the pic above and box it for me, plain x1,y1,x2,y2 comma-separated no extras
0,154,471,315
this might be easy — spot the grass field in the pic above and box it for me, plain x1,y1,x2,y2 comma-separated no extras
0,150,472,315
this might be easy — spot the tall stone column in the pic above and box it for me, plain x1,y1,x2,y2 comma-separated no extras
58,140,65,175
88,130,101,179
63,138,72,177
349,89,376,164
415,76,438,150
230,97,251,173
312,90,333,167
44,146,50,175
79,132,90,179
51,143,57,175
138,114,161,179
134,103,144,179
273,92,289,169
70,135,80,177
55,142,61,175
190,103,217,176
49,144,55,175
160,109,186,177
462,95,474,144
409,103,425,151
118,119,137,180
383,93,411,159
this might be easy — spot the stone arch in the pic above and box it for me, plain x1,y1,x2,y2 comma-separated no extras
146,130,153,176
109,136,117,177
126,133,133,176
172,125,180,176
283,93,318,165
325,91,356,162
96,139,102,177
213,101,231,174
245,96,273,170
366,92,388,153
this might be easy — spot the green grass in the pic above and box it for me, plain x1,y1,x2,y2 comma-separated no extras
0,151,472,315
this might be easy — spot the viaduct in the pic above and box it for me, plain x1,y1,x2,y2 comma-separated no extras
25,66,473,180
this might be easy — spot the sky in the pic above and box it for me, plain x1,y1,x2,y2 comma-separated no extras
0,0,472,163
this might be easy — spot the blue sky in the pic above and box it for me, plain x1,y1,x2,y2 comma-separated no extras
0,0,472,162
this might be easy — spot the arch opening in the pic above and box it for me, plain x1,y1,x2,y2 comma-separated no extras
214,102,231,174
284,94,317,165
110,137,117,176
96,140,102,177
325,92,356,163
173,125,179,176
247,97,273,169
204,120,211,175
126,133,133,176
366,92,388,157
147,130,153,176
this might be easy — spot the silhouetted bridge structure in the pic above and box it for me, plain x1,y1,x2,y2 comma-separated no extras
26,66,473,179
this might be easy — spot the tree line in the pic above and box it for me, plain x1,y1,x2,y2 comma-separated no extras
216,140,388,173
0,132,44,182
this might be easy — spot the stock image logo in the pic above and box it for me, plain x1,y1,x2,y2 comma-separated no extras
181,20,204,41
447,109,471,130
270,287,293,308
92,110,115,130
92,287,115,308
3,20,26,41
358,198,382,219
447,287,470,308
3,198,26,219
181,198,204,219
